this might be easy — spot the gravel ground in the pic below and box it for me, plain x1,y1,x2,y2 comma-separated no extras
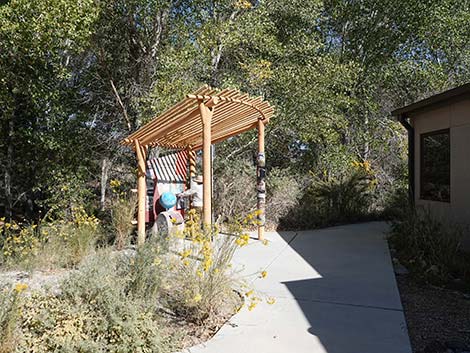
396,274,470,353
0,269,70,294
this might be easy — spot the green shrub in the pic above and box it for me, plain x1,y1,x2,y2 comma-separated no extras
15,248,174,353
266,168,302,228
310,169,372,223
389,209,470,285
380,183,410,220
278,166,374,229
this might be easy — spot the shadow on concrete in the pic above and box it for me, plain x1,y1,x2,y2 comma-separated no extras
276,223,411,353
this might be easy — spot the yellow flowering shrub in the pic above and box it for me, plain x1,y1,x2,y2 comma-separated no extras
1,206,101,270
0,219,41,265
162,209,273,324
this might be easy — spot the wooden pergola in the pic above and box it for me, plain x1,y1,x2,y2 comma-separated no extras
122,85,274,244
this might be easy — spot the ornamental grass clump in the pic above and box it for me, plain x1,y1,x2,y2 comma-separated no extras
110,180,137,250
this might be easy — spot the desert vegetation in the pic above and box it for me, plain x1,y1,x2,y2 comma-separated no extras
389,209,470,290
0,204,271,352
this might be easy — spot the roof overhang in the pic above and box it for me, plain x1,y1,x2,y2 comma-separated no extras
391,83,470,118
122,86,274,150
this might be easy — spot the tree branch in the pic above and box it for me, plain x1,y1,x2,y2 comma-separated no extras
110,80,132,132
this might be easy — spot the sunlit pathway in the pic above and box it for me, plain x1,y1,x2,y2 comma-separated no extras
184,222,412,353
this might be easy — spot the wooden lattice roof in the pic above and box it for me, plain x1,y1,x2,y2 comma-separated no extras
123,86,274,150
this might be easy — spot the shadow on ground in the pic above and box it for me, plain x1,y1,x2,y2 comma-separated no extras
275,222,411,353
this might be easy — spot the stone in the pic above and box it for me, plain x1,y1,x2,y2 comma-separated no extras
446,340,469,352
393,260,409,275
423,340,448,353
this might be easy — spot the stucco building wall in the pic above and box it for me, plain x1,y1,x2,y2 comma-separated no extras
411,98,470,236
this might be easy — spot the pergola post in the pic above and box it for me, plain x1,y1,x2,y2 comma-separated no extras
257,119,266,240
123,87,274,238
134,140,147,245
199,101,214,226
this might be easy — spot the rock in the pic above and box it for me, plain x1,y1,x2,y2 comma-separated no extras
0,269,71,295
423,340,449,353
393,260,409,275
446,340,470,353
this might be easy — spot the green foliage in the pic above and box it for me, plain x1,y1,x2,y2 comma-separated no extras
0,0,99,219
16,250,173,352
389,210,470,286
2,0,470,234
277,162,375,229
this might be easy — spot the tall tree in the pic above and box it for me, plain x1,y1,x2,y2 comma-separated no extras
0,0,98,220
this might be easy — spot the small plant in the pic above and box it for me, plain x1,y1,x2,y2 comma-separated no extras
0,219,41,268
163,210,270,327
163,209,240,324
389,209,470,285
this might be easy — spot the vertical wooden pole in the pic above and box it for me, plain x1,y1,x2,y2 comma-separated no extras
135,140,147,245
257,119,266,240
199,101,213,226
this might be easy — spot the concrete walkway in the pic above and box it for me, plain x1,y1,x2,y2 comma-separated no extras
187,222,412,353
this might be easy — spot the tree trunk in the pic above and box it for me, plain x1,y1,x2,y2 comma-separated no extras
4,111,14,221
100,157,111,210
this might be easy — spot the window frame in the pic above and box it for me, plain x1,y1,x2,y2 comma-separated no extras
419,128,451,203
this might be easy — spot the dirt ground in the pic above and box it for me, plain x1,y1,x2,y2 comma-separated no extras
396,274,470,353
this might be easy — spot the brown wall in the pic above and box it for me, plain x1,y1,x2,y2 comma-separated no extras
411,98,470,241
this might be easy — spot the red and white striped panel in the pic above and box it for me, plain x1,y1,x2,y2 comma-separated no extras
147,150,188,183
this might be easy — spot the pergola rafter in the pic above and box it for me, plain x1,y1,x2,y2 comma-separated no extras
122,85,274,244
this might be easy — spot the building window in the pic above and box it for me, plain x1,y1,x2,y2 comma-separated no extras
420,129,450,202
